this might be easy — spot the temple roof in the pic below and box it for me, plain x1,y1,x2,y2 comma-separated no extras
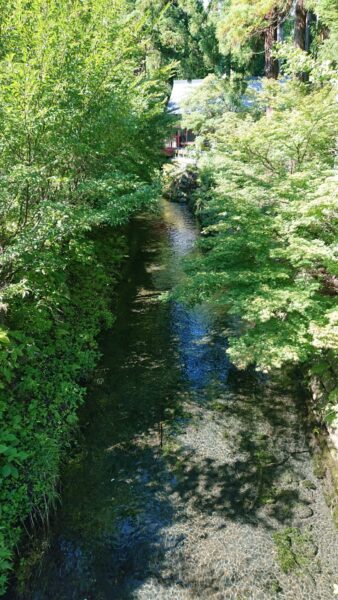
168,79,204,115
168,77,280,116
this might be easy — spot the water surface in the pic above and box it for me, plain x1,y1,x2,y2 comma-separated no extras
13,200,338,600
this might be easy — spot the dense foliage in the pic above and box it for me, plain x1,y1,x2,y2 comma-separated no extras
210,0,338,76
1,0,337,593
177,13,337,417
0,0,171,592
130,0,223,77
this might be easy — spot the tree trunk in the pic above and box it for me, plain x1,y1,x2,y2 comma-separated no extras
305,11,316,51
294,0,306,49
264,19,279,79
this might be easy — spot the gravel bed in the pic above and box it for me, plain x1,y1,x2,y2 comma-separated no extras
114,386,338,600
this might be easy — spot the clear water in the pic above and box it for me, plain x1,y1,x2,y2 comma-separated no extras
9,201,338,600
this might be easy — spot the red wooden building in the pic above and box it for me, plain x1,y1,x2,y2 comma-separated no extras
165,79,203,157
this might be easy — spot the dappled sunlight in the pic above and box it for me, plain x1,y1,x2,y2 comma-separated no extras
16,203,338,600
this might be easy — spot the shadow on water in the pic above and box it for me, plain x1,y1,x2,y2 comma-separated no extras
11,202,318,599
165,377,311,527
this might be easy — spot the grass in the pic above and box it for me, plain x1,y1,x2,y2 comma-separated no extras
273,527,316,574
210,401,227,413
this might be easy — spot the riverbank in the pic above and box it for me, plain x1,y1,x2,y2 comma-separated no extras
0,226,130,595
8,200,338,599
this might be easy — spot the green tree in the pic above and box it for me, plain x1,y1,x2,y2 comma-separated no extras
132,0,223,77
177,33,337,412
215,0,293,77
0,0,171,592
306,0,338,61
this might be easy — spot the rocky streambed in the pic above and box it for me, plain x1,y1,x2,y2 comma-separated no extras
11,200,338,600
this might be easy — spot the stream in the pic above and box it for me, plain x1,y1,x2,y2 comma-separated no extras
13,200,338,599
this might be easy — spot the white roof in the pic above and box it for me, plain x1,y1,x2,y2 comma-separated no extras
168,79,204,115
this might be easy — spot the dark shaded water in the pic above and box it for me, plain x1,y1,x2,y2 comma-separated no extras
9,201,338,600
14,201,231,598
